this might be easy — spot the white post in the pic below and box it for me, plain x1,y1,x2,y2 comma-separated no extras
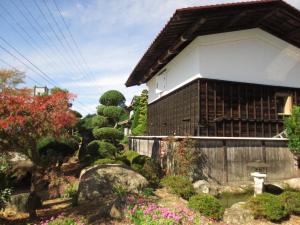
251,172,267,196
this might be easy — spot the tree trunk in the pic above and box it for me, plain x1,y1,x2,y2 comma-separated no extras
27,145,43,218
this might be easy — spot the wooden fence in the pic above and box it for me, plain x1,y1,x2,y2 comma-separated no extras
129,136,300,184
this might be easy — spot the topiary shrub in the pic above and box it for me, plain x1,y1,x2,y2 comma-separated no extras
121,150,139,165
96,105,106,116
100,90,125,106
188,194,224,220
102,106,124,122
248,193,288,222
132,155,149,166
86,140,117,159
93,127,124,142
160,175,195,200
38,136,79,156
279,191,300,215
91,115,108,128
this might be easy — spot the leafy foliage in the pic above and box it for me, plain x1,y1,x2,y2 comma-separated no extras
92,127,124,142
0,92,77,164
99,90,125,106
284,106,300,153
38,136,79,156
39,214,86,225
91,115,108,128
188,194,224,220
96,105,106,116
102,106,124,122
0,155,11,209
131,90,148,135
160,175,195,200
248,193,288,222
93,158,124,165
279,191,300,215
86,140,117,159
121,150,140,165
0,69,31,96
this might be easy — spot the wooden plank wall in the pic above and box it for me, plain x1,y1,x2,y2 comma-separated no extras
129,137,300,184
148,78,300,137
148,81,199,136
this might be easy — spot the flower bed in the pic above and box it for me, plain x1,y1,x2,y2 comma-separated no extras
126,195,227,225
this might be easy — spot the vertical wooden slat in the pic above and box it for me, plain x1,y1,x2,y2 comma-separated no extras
214,82,217,136
206,81,209,136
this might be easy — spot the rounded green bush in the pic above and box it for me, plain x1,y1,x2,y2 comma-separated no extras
100,90,125,106
248,193,288,222
279,191,300,215
38,136,79,156
93,127,124,142
97,105,106,116
86,140,117,159
160,175,195,200
93,158,123,165
102,106,124,121
91,115,108,128
188,194,224,220
132,155,150,166
121,150,140,165
138,160,161,186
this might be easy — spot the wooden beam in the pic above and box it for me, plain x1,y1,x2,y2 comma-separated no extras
287,27,300,38
254,8,279,27
142,18,207,83
223,12,248,30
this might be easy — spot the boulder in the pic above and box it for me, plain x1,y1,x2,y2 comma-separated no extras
110,196,126,219
193,180,219,195
4,193,30,214
77,164,148,204
283,178,300,190
223,202,254,225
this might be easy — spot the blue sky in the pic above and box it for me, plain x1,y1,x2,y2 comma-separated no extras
0,0,299,115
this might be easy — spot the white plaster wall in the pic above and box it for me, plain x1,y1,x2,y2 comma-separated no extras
147,28,300,103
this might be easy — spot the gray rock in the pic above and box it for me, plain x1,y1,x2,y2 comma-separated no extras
6,193,30,213
283,178,300,190
110,196,126,219
193,180,219,195
223,202,254,225
77,164,148,204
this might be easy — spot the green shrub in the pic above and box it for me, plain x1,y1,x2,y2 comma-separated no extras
0,155,11,209
160,175,195,200
63,182,78,206
91,115,108,128
86,140,117,159
248,193,288,222
138,159,161,186
41,215,86,225
38,136,79,156
93,158,124,165
100,90,125,106
284,106,300,153
97,105,106,116
280,191,300,215
102,106,124,121
132,155,149,166
121,150,140,165
188,194,224,220
77,114,96,132
93,127,124,142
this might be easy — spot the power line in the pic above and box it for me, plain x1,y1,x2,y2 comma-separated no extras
42,0,95,82
0,40,91,113
19,0,86,80
0,1,63,76
33,0,91,82
52,0,97,81
0,57,43,86
0,36,57,86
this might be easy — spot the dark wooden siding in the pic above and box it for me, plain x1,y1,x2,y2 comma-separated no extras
148,78,300,137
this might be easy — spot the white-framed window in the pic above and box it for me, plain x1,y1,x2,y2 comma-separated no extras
155,70,167,94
